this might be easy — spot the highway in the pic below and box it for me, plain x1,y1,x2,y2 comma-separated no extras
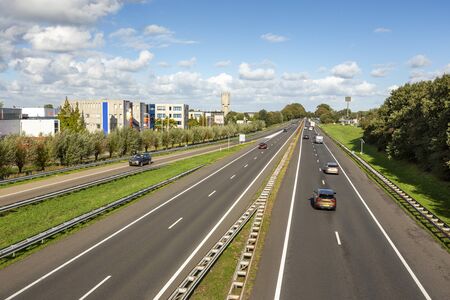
251,124,450,299
0,123,298,299
0,126,286,208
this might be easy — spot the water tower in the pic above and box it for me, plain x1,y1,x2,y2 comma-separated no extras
221,92,230,116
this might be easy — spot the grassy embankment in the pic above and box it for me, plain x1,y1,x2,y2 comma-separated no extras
321,124,450,226
0,143,249,251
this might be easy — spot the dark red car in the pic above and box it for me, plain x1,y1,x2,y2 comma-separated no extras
258,142,268,149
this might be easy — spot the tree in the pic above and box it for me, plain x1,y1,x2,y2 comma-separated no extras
281,103,307,120
183,129,193,145
32,138,50,171
91,131,106,160
225,111,238,124
315,103,333,117
117,127,141,155
0,138,12,179
44,104,54,108
106,130,119,158
169,128,183,147
161,130,170,149
58,98,85,132
188,117,199,128
8,135,29,173
141,130,154,152
151,131,161,150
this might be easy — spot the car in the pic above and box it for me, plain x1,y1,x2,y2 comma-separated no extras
323,162,339,174
258,142,268,149
283,128,288,132
314,135,324,144
129,153,152,166
303,134,309,139
312,188,336,210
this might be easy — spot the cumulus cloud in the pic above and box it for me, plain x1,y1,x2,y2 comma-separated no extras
408,54,431,68
239,63,275,81
158,61,171,68
109,27,137,38
207,73,233,90
370,64,394,78
23,26,103,52
144,24,172,35
374,27,392,33
282,72,309,80
331,61,361,78
214,60,231,67
178,57,196,68
105,50,153,72
260,33,288,43
0,0,122,24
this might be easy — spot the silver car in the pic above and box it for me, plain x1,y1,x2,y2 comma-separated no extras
324,162,339,174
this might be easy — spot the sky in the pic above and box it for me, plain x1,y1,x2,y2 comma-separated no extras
0,0,449,112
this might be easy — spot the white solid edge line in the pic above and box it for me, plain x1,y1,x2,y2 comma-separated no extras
274,126,303,300
78,275,111,300
321,141,431,300
153,127,298,300
335,231,342,246
208,190,216,197
5,128,284,300
168,217,183,230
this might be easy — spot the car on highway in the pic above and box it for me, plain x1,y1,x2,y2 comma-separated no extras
312,188,336,210
258,142,268,149
303,134,309,139
283,128,288,132
129,153,152,166
323,162,339,174
314,135,324,144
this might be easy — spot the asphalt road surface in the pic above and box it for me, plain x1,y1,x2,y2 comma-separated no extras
0,123,299,299
0,125,288,208
251,124,450,300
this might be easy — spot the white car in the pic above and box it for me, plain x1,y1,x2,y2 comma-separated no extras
324,162,339,174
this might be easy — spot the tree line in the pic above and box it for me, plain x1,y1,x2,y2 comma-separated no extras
361,74,450,180
0,121,264,179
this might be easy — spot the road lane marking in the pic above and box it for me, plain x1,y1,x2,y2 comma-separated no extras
321,180,325,185
254,156,257,160
316,159,319,163
315,153,317,156
168,217,183,230
322,141,431,300
208,190,216,197
4,133,275,300
275,126,304,300
230,175,236,179
335,231,341,245
155,126,299,300
261,151,264,154
79,275,111,300
244,164,248,168
319,168,322,172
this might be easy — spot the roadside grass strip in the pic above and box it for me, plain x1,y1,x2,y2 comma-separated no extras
0,144,249,253
321,124,450,247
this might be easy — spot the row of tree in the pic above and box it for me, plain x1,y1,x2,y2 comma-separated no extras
360,74,450,180
0,122,265,179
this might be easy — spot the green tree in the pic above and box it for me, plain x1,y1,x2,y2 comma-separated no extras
106,130,119,158
32,138,50,171
161,130,170,149
169,128,183,147
44,104,54,108
6,135,29,173
188,117,199,128
91,131,106,160
183,129,193,145
58,98,85,132
141,130,154,152
0,138,12,178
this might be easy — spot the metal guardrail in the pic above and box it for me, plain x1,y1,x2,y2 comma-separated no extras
169,123,301,300
0,165,161,213
319,127,450,246
0,165,204,259
0,128,276,186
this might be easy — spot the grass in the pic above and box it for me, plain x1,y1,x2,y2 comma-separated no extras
191,123,301,299
0,144,249,250
321,124,450,226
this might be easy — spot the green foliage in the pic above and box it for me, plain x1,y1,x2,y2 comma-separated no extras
188,117,199,128
106,130,119,158
0,138,12,179
117,127,141,155
281,103,307,120
91,131,106,161
43,104,54,109
169,128,183,147
363,74,450,180
32,138,50,171
57,99,85,132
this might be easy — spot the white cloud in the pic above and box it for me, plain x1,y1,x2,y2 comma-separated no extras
374,27,392,33
0,0,122,24
158,61,171,68
178,57,196,68
260,33,288,43
387,85,399,93
105,50,153,72
239,63,275,81
370,64,394,78
144,24,172,35
282,72,309,80
408,54,431,68
214,60,231,67
23,26,103,52
207,73,233,90
109,27,137,38
331,61,361,78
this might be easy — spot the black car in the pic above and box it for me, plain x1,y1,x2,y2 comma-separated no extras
129,153,152,166
303,134,309,139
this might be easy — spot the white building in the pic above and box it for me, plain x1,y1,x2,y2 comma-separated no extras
0,107,59,137
154,103,189,129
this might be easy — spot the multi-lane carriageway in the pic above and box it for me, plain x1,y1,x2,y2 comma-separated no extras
1,121,450,300
0,123,298,299
252,125,450,300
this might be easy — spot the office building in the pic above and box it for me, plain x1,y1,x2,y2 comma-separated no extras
153,103,189,129
188,109,224,126
0,107,59,137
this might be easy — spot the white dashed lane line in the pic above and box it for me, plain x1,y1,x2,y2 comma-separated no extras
244,164,248,168
230,174,236,179
208,190,216,197
168,217,183,230
335,231,342,246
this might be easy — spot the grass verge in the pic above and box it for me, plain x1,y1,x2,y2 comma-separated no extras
0,144,249,252
191,123,301,299
320,124,450,226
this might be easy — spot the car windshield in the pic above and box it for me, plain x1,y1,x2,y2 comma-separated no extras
327,163,338,167
319,194,334,199
132,155,142,159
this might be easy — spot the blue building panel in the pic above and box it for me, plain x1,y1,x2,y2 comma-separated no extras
102,102,108,134
148,104,155,129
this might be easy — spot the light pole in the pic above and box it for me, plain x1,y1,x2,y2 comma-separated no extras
360,138,365,154
345,96,351,120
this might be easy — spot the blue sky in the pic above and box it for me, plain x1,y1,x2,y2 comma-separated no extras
0,0,449,112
